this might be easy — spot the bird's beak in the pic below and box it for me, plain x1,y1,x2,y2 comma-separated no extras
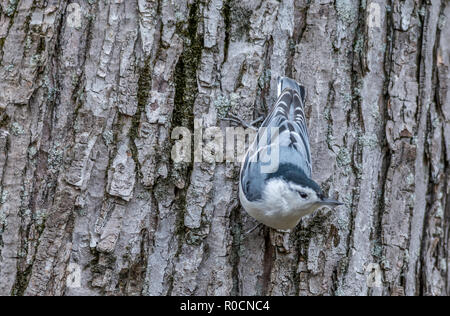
319,198,343,207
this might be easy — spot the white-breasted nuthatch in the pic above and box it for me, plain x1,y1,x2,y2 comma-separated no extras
239,77,342,230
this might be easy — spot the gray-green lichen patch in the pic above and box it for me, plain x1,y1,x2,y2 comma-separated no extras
324,107,337,150
335,0,357,25
0,209,7,224
30,54,42,67
23,208,32,218
340,92,353,109
175,11,185,23
323,107,332,122
372,242,383,258
11,122,24,136
28,146,37,159
326,131,337,150
0,190,8,204
358,134,378,149
341,193,354,209
337,210,351,230
5,0,19,17
435,204,444,220
406,173,415,186
185,229,207,246
370,103,381,121
76,206,87,217
354,35,364,54
47,88,58,102
360,0,367,10
380,257,391,271
102,130,114,146
34,209,47,227
214,95,231,119
42,76,59,102
214,93,239,119
71,74,80,87
439,258,446,272
48,144,64,173
336,147,351,167
418,7,426,18
24,36,33,51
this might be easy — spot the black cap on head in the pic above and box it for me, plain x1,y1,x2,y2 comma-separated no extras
266,163,342,206
266,163,323,195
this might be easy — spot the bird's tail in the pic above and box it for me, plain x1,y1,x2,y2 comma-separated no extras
277,77,306,103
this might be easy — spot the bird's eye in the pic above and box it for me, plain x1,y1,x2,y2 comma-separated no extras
298,192,308,199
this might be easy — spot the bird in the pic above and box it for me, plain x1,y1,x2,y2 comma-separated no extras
239,77,342,231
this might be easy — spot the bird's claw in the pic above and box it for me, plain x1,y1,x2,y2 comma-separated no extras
222,113,263,131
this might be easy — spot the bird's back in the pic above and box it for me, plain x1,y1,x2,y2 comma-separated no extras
240,77,312,202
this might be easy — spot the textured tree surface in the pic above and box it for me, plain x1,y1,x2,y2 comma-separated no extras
0,0,448,296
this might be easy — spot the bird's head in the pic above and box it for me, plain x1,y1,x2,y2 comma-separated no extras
264,164,342,217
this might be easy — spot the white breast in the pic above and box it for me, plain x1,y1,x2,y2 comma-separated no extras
239,179,317,230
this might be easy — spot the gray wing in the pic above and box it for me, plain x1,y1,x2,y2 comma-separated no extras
240,79,311,202
260,86,312,175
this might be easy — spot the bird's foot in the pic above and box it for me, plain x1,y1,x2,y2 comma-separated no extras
245,223,263,235
222,113,263,131
240,223,264,242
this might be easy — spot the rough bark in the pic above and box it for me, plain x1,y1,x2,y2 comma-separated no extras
0,0,448,296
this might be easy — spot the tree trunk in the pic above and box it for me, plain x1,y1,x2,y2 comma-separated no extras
0,0,448,296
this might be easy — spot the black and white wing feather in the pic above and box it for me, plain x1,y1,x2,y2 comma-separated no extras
240,78,311,202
